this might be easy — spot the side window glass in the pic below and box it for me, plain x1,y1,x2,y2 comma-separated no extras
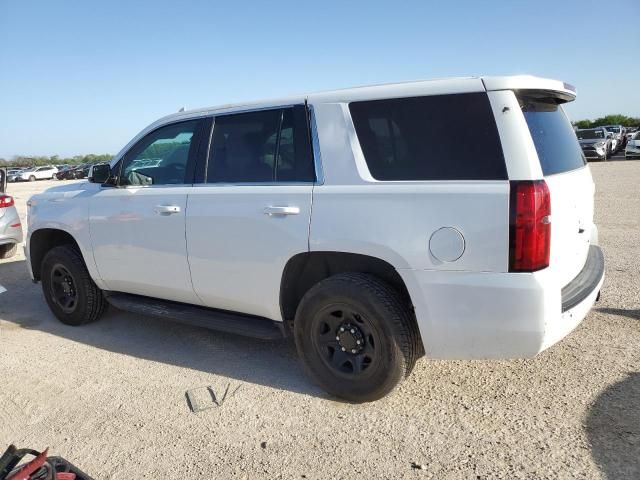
275,106,315,182
120,120,199,186
207,106,315,183
208,109,281,183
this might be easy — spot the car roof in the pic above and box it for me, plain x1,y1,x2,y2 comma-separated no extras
153,75,575,124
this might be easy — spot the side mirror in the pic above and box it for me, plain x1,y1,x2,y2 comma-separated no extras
88,164,111,184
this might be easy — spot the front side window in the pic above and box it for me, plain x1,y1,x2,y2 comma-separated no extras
120,120,200,186
207,106,315,183
349,93,507,181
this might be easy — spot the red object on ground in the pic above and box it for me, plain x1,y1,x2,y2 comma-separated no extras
6,448,48,480
56,473,77,480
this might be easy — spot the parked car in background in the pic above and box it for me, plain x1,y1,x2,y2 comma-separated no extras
626,127,638,144
0,194,23,259
6,169,24,182
625,131,640,159
26,75,604,401
576,128,610,161
73,164,92,179
15,166,58,181
603,125,624,152
59,164,86,180
55,165,75,180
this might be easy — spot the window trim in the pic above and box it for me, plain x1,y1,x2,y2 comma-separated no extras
201,103,319,186
115,118,207,189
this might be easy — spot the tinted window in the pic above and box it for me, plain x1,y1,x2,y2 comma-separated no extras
275,107,315,182
519,96,586,176
208,106,315,183
349,93,507,181
121,120,200,186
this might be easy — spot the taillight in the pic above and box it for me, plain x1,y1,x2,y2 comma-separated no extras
0,195,14,208
509,180,551,272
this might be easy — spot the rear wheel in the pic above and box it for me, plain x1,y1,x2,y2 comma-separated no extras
294,273,421,402
41,245,106,325
0,243,17,259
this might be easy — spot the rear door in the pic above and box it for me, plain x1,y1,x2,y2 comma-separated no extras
518,93,593,286
89,119,206,304
186,105,315,321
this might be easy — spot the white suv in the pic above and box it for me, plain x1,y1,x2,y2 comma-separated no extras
26,75,604,401
17,166,58,182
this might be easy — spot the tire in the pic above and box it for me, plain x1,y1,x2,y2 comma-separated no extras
0,243,17,259
29,175,36,182
41,245,106,326
294,273,422,402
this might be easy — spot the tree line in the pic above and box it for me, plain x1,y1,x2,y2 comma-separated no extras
573,114,640,129
0,154,113,168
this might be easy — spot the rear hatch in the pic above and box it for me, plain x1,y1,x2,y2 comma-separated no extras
518,93,594,287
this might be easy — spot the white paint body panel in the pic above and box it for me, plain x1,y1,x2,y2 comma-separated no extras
89,186,201,304
186,185,312,320
26,75,602,361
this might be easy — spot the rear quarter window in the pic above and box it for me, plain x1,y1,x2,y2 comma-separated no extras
349,93,507,181
518,96,586,176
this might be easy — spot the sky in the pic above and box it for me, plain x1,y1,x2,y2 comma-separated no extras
1,0,638,158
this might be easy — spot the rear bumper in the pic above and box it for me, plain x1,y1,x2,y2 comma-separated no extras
561,246,604,312
400,246,604,360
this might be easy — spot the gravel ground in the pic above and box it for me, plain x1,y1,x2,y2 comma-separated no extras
0,161,638,479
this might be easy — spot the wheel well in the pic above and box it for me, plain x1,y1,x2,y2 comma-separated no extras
280,252,413,326
30,229,80,281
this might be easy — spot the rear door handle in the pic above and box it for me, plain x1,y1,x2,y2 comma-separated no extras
154,204,181,215
263,206,300,216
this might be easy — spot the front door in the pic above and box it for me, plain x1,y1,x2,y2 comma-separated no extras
90,119,206,304
187,106,316,320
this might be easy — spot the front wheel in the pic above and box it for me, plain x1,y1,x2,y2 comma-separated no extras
294,273,422,402
29,175,36,182
41,245,106,326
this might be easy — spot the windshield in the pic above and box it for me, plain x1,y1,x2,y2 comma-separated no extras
577,129,604,140
604,126,620,133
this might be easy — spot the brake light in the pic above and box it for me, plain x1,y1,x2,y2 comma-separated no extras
509,180,551,272
0,195,14,208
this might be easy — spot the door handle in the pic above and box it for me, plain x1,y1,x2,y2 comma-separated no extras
263,206,300,216
154,204,181,215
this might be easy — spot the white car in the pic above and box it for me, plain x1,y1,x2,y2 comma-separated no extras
17,166,58,182
625,131,640,159
25,75,604,401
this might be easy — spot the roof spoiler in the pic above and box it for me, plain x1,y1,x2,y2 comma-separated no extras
482,75,576,103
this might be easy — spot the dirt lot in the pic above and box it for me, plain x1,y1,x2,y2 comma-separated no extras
1,162,639,479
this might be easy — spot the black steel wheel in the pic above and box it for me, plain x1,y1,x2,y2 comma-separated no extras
312,304,380,378
41,245,106,326
294,273,422,402
49,263,78,313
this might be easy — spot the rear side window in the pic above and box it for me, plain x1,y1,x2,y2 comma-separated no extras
207,105,315,183
349,93,507,181
519,96,586,176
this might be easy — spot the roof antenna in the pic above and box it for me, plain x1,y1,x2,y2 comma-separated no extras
178,107,185,113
